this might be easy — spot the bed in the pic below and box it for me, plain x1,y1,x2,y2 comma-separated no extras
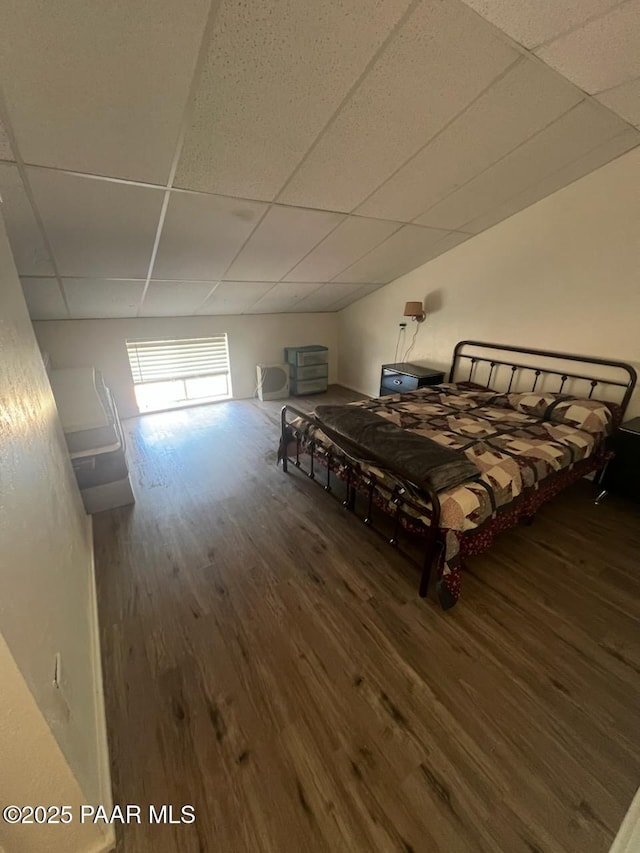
278,341,636,609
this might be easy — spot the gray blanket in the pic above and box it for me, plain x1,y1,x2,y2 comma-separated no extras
314,405,479,493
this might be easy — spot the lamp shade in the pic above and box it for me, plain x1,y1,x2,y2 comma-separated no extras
404,301,424,318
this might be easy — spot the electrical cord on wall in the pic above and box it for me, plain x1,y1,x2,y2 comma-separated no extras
403,323,420,363
393,323,406,364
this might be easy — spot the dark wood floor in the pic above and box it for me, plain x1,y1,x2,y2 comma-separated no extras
94,386,640,853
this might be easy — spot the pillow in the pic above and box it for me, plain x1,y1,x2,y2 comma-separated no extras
545,398,613,436
491,391,613,434
504,392,559,417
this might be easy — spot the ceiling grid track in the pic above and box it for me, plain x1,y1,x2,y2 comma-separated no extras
0,86,71,317
190,202,273,314
521,0,632,52
137,0,225,315
190,0,424,317
351,57,524,215
454,125,640,234
326,227,469,284
413,98,591,223
272,0,423,204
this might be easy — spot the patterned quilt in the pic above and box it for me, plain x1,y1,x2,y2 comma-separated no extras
291,383,613,603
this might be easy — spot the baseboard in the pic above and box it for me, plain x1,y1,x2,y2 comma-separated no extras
337,380,371,398
86,516,116,853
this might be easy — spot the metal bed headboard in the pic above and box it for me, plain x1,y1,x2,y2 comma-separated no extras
449,340,637,419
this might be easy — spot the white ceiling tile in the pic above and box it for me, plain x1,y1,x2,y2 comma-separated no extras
284,215,401,282
246,283,322,314
174,0,413,199
333,225,464,283
332,283,385,311
535,0,640,94
3,0,634,314
139,281,216,316
20,278,68,320
0,118,14,160
460,0,622,49
0,163,55,275
0,0,210,183
198,282,274,315
597,77,640,128
416,101,633,231
63,279,145,318
278,0,518,212
463,128,640,233
294,283,368,312
153,191,268,280
224,205,344,281
28,170,164,278
357,58,584,222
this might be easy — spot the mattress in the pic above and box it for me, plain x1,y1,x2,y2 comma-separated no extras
290,383,613,600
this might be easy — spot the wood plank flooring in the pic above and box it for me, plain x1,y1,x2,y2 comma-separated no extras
93,386,640,853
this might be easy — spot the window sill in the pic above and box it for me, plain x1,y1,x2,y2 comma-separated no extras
135,394,232,417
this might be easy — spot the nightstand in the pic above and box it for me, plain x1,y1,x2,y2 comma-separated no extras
599,417,640,502
380,362,445,396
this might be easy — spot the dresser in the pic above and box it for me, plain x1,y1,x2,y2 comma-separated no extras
380,362,445,396
285,345,329,396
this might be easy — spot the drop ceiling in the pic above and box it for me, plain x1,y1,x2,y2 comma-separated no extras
0,0,637,320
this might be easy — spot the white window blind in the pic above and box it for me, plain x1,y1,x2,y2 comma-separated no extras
126,336,230,385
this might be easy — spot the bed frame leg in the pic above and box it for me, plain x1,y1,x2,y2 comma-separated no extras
363,480,374,525
342,469,356,510
419,558,431,598
389,499,401,546
280,406,289,473
347,485,356,511
419,530,441,598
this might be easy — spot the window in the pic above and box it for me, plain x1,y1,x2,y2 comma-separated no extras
126,335,232,413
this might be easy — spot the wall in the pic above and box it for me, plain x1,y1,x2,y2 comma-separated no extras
0,213,111,850
338,147,640,418
0,633,111,853
34,313,339,419
611,785,640,853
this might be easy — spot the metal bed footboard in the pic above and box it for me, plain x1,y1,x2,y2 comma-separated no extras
279,405,442,599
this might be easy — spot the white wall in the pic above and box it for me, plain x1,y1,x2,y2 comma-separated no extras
0,213,111,850
338,147,640,418
611,786,640,853
0,633,111,853
34,313,339,419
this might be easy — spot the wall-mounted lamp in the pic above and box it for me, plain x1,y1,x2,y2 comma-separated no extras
404,301,426,323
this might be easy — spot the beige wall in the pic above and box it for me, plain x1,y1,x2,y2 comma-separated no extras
0,633,111,853
34,313,339,419
611,786,640,853
338,147,640,418
0,212,110,848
